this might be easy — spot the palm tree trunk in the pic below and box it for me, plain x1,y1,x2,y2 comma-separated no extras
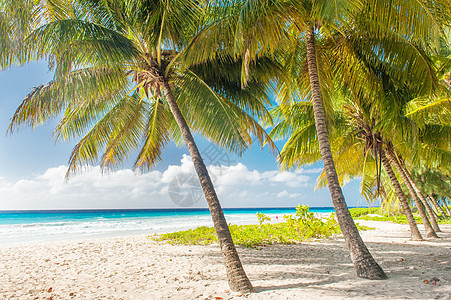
305,26,386,280
426,197,440,219
398,160,441,232
380,152,423,240
441,196,451,216
386,151,438,238
430,195,448,218
428,196,443,217
162,80,253,293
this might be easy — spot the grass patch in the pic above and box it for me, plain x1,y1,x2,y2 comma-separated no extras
155,205,374,248
349,207,451,224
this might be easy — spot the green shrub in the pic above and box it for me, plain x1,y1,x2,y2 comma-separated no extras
155,205,374,248
348,207,381,218
347,207,451,224
256,212,271,225
437,216,451,224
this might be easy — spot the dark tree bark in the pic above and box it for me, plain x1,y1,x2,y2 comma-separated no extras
305,26,387,280
162,80,254,293
398,160,441,232
386,151,438,238
380,152,423,240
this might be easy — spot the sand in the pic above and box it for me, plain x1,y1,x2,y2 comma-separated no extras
0,221,450,299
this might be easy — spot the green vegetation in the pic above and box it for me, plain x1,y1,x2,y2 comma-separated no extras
349,208,451,224
155,205,374,248
256,212,271,225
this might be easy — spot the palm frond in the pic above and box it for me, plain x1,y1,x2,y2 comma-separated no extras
8,82,65,132
134,97,172,170
66,95,145,178
175,68,277,155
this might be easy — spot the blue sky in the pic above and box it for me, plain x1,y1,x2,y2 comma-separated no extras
0,62,372,210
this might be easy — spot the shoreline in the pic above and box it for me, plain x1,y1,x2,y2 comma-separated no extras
0,209,333,246
1,220,450,299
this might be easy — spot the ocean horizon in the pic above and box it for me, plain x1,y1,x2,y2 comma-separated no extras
0,206,345,244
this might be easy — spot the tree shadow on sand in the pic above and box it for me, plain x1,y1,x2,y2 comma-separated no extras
234,225,451,299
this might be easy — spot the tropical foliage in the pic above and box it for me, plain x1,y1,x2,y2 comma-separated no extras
268,0,451,241
156,205,373,248
3,0,282,293
3,0,451,291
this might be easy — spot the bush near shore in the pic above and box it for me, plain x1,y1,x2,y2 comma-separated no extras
155,205,373,248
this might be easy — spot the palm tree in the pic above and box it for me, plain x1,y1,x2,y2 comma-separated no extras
243,0,447,278
400,162,443,228
380,151,424,239
254,0,389,280
304,25,389,280
412,169,451,217
271,99,425,240
270,2,450,237
386,149,440,238
385,145,439,237
7,0,280,292
152,0,388,278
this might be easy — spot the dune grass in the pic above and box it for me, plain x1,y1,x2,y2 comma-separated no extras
155,205,373,248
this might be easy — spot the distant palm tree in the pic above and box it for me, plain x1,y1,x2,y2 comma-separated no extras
7,0,279,292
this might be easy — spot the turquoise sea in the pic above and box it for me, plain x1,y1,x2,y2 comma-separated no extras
0,207,334,244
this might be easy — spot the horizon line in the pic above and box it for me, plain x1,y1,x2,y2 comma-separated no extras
0,206,379,213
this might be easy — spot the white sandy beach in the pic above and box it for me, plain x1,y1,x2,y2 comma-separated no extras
0,221,450,300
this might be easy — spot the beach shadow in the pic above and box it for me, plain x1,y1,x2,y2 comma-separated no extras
254,274,348,292
235,226,451,298
189,225,451,298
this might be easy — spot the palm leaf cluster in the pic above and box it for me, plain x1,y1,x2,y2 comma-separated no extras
6,0,276,178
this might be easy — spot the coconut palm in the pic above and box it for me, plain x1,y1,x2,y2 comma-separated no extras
270,0,451,238
384,145,440,237
272,98,426,240
247,0,449,278
6,0,282,292
254,0,389,279
411,166,451,216
398,156,443,228
156,0,386,278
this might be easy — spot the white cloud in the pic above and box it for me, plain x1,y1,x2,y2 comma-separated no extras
269,172,310,187
277,190,290,198
0,155,340,210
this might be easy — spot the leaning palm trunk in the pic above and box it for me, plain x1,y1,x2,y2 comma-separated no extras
426,195,444,218
429,195,449,218
380,152,423,240
426,196,441,224
162,80,253,293
305,26,386,280
440,196,451,216
398,160,441,232
386,151,438,238
426,198,440,219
